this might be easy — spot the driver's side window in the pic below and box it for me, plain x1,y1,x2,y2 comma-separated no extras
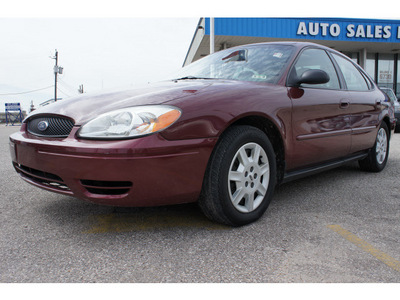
291,48,340,90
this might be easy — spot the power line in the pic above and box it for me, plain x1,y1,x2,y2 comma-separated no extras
0,85,53,96
57,88,71,98
58,78,79,95
17,76,54,88
57,84,75,96
0,54,46,62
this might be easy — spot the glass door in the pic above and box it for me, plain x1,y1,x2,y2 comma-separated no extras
377,54,395,91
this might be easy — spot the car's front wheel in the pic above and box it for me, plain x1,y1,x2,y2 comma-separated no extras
199,126,277,226
359,122,389,172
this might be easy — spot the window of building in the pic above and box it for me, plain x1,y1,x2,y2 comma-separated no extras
397,56,400,99
377,54,395,91
365,53,376,80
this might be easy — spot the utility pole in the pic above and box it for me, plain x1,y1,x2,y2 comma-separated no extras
51,50,63,101
210,18,215,54
53,50,58,102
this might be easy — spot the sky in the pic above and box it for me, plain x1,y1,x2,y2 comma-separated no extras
0,0,398,113
0,18,199,112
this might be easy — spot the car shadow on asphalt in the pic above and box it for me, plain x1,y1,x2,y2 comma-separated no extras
274,162,362,195
40,196,230,234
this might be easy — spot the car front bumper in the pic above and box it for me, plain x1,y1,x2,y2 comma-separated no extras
9,124,217,207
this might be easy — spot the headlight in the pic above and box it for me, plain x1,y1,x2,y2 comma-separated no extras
77,105,181,139
395,104,400,113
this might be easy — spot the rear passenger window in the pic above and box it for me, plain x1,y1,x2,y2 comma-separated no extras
290,48,340,90
332,53,370,91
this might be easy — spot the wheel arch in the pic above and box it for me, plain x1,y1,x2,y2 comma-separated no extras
223,115,286,184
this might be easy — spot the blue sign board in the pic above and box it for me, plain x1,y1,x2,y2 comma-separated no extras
205,18,400,43
5,102,23,125
5,103,21,111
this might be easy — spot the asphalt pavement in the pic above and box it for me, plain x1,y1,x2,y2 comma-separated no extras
1,124,399,283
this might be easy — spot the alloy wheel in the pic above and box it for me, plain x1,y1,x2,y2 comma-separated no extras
228,142,270,213
376,128,387,165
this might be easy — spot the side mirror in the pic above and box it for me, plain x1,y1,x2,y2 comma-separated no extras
291,69,330,87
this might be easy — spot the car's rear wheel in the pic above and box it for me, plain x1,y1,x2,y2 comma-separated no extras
359,122,389,172
395,124,400,133
199,126,277,226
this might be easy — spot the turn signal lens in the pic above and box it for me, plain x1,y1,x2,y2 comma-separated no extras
153,109,181,132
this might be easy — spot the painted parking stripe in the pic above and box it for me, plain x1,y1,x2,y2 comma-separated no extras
327,224,400,272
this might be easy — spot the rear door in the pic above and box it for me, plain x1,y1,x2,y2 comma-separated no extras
330,53,384,153
287,48,351,170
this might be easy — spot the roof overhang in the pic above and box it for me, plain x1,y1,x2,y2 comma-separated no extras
183,17,400,66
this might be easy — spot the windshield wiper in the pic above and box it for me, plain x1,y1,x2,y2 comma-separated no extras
173,76,212,81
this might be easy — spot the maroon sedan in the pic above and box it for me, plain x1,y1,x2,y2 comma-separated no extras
9,42,395,226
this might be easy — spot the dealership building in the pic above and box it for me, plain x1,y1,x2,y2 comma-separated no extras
184,17,400,97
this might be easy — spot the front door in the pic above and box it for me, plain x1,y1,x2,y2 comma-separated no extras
287,48,351,171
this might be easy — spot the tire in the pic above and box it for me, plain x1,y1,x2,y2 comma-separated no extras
359,122,389,172
395,124,400,133
199,126,277,226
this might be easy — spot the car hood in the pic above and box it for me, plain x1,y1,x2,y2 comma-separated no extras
27,80,214,125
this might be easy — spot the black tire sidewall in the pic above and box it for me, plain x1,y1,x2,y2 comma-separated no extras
360,122,390,172
215,127,277,226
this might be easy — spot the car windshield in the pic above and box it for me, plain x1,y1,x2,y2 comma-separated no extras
173,44,295,84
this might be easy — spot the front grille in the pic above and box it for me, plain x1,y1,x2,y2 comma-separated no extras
27,116,74,137
14,163,71,192
80,180,132,195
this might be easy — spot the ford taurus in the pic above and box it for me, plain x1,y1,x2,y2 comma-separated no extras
9,42,395,226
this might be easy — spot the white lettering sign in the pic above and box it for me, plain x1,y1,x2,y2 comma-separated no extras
379,70,393,83
375,26,382,38
5,103,21,111
320,23,329,36
347,24,355,37
296,22,341,37
297,22,308,35
383,26,391,38
355,25,365,38
297,22,395,40
330,24,340,37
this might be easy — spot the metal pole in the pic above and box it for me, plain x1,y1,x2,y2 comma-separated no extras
210,18,215,54
360,48,367,70
54,50,58,101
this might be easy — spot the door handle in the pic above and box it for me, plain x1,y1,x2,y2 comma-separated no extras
340,100,350,109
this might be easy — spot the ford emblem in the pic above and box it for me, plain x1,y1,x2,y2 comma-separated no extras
37,121,49,131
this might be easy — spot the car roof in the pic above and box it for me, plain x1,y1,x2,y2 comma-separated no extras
228,41,339,54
